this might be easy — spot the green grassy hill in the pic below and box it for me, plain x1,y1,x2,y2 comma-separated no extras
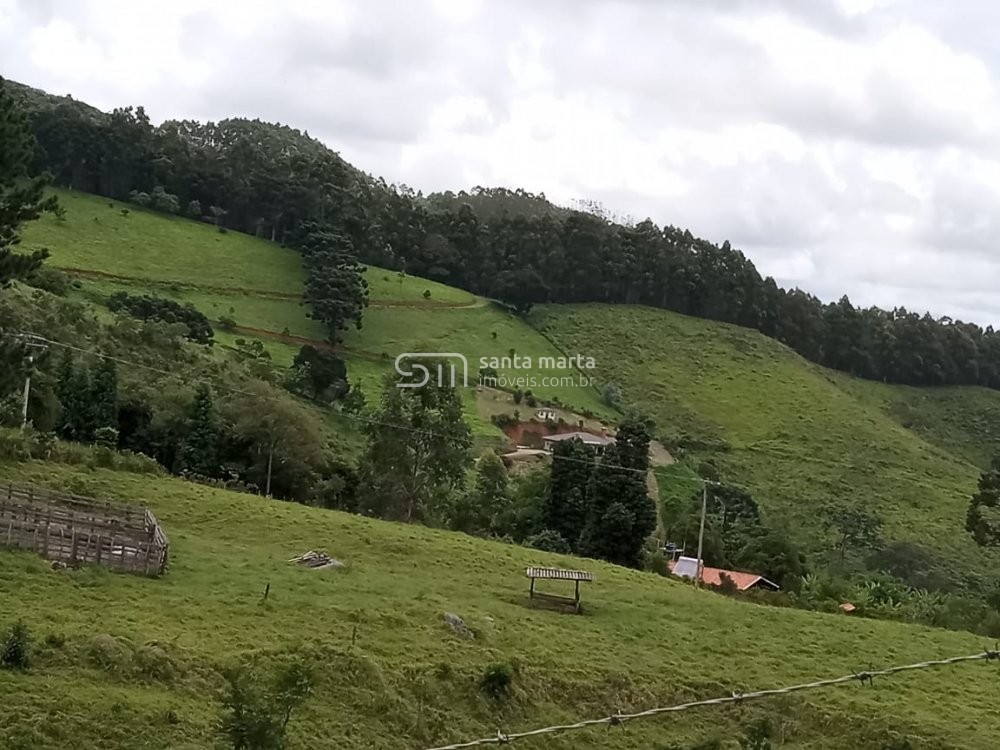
1,461,997,750
529,305,1000,579
20,190,1000,574
8,190,1000,747
20,190,612,437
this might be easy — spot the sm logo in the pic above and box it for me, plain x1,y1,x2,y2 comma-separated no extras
393,353,469,388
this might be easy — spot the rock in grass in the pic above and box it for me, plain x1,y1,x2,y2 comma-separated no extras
443,612,474,639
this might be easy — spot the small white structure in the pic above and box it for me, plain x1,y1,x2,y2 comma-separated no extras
541,431,616,455
536,409,557,421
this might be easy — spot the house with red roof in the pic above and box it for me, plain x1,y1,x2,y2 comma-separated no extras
668,556,779,591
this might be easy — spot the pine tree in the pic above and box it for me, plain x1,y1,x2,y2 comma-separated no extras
0,76,58,286
55,354,93,442
579,420,656,568
89,358,118,432
0,336,29,398
544,438,595,551
54,351,74,438
179,384,220,477
451,451,510,534
967,455,1000,547
295,227,369,344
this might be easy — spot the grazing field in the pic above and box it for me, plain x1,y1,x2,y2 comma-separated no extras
832,377,1000,469
529,305,1000,579
20,190,1000,570
24,189,611,423
21,189,472,304
0,461,997,750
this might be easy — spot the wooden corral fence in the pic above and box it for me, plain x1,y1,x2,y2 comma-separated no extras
0,483,169,576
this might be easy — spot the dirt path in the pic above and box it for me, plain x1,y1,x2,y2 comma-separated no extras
230,325,387,361
58,267,489,309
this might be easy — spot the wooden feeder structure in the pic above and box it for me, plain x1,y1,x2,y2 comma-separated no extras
525,566,594,613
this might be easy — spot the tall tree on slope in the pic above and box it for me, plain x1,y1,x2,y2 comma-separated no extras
967,455,1000,547
359,366,471,523
1,77,59,402
0,76,58,286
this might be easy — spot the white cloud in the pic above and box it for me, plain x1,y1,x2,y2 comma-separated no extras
5,0,1000,323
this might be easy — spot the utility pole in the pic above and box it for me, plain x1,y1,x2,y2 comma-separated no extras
695,482,707,589
21,353,33,429
16,335,47,430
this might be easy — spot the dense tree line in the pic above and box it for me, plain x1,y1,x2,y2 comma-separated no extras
107,292,214,344
967,456,1000,547
0,78,57,288
11,76,1000,389
7,78,369,344
541,422,657,568
0,78,59,398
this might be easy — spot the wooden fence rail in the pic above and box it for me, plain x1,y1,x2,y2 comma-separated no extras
0,483,169,576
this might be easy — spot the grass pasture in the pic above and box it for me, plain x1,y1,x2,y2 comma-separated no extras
530,305,1000,578
0,461,998,749
27,190,612,429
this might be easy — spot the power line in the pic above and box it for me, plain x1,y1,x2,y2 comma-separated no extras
3,331,963,495
7,331,257,397
6,329,687,480
424,650,999,750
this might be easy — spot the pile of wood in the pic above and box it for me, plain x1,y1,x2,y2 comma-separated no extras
287,550,342,570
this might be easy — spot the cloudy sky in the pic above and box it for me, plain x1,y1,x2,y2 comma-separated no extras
2,0,1000,322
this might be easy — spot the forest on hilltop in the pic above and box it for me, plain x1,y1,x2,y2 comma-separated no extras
8,76,1000,391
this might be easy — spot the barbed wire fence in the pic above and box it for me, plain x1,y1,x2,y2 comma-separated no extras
424,650,999,750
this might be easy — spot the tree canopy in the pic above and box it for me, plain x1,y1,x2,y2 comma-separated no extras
359,366,472,522
966,456,1000,547
11,76,1000,392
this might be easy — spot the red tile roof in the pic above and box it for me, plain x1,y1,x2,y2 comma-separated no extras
668,558,779,591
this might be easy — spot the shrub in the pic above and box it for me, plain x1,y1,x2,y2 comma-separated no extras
490,413,518,429
87,634,132,674
217,315,237,332
150,186,180,214
93,426,119,449
341,383,367,415
526,529,571,554
27,266,71,296
219,660,313,750
423,289,432,299
739,718,774,750
1,621,31,670
713,576,740,597
479,662,514,702
107,292,214,345
646,552,670,577
602,381,623,408
136,643,177,682
979,611,1000,639
43,633,66,649
128,190,151,207
31,431,56,459
186,199,202,218
513,389,524,404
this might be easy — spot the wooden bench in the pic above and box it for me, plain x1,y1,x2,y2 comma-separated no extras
526,566,594,614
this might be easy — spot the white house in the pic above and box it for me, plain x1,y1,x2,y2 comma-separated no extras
541,431,616,455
